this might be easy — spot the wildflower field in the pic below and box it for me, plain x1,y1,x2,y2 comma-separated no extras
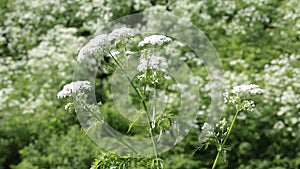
1,0,300,169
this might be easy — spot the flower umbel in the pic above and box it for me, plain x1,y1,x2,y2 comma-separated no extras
223,84,264,107
57,80,92,98
138,35,172,47
137,55,168,72
109,27,135,40
231,84,264,94
77,27,135,63
204,84,264,169
77,34,110,63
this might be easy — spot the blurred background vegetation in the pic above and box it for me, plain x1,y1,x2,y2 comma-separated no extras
0,0,300,168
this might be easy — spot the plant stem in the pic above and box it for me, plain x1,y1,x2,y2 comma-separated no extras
223,109,239,145
110,52,158,158
212,148,221,169
212,109,240,169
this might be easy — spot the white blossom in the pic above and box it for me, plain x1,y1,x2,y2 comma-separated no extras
242,100,255,111
109,27,135,40
110,51,120,57
138,35,172,47
273,121,285,129
223,91,236,104
277,106,290,116
77,34,110,63
89,34,110,47
216,118,227,130
223,84,263,111
231,84,264,94
137,55,168,72
57,81,92,98
201,122,214,135
64,103,73,110
77,27,135,63
290,117,298,124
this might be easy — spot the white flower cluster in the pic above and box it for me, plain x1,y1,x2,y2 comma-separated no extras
138,35,172,47
273,121,285,130
201,122,214,136
223,84,263,111
78,34,110,62
215,118,227,130
77,27,135,63
137,55,168,72
201,118,228,138
57,81,92,99
229,59,249,68
259,54,300,134
242,100,255,112
231,84,264,94
109,27,135,39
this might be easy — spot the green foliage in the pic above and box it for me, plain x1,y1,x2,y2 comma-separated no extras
91,152,164,169
11,126,99,169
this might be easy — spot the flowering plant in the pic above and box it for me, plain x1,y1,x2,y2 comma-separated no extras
57,27,181,168
201,84,264,169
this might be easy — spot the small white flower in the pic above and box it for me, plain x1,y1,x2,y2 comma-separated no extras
201,122,214,136
290,117,298,124
57,81,92,98
201,123,210,130
64,103,73,110
242,100,255,111
223,91,237,104
276,106,290,116
138,35,172,47
219,118,227,129
273,121,285,129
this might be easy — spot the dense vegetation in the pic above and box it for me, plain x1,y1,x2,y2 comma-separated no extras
1,0,299,168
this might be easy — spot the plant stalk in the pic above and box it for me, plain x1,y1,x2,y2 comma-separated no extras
110,52,158,158
212,109,239,169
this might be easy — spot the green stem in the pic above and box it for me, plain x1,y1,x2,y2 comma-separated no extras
212,109,240,169
223,109,239,145
212,149,221,169
109,51,158,158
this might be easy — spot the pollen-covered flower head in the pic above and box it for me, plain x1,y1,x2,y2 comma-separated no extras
138,35,172,47
57,80,92,98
